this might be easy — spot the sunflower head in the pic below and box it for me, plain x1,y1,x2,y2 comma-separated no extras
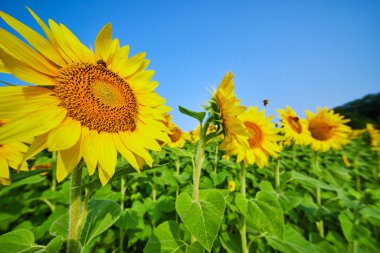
0,9,170,185
206,73,249,162
277,106,311,146
306,107,351,152
366,123,380,151
238,107,282,168
228,180,236,192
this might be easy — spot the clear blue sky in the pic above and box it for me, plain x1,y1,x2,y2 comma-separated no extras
1,0,379,131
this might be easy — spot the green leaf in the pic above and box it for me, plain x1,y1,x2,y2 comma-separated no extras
144,221,186,253
166,147,194,158
50,213,69,240
81,199,121,247
267,225,326,253
179,106,206,124
236,190,284,238
45,236,63,253
338,210,354,241
278,191,303,213
289,171,336,191
176,190,226,252
219,232,242,253
0,229,44,252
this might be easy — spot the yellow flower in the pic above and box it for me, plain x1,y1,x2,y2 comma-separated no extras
228,181,236,192
0,120,29,185
238,107,282,168
367,123,380,151
209,73,249,162
277,106,311,145
222,154,230,161
0,9,170,185
305,107,351,152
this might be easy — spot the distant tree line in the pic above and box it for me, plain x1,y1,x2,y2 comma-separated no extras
334,92,380,129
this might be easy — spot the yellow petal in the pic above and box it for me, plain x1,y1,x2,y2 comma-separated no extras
0,28,58,76
0,177,11,185
0,49,54,85
56,138,82,182
98,163,111,186
137,92,166,107
112,133,140,172
82,129,98,176
119,132,153,166
94,23,112,62
133,125,161,151
60,24,93,63
0,158,9,178
97,132,116,180
108,44,129,72
47,117,81,151
118,52,146,78
48,20,79,63
22,132,48,162
0,10,66,67
0,106,67,143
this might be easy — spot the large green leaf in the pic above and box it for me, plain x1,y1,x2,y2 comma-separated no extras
144,221,204,253
50,213,69,240
0,229,43,252
235,190,284,238
338,210,354,241
81,199,121,247
179,106,206,124
289,171,336,191
176,190,225,252
267,225,326,253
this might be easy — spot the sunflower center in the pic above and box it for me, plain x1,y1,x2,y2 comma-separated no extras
169,127,182,142
245,121,263,148
286,116,302,134
308,119,333,141
53,63,138,133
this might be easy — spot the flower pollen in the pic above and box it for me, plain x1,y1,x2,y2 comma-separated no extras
308,118,334,141
54,62,138,133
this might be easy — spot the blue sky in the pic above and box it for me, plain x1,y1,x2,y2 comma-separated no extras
1,1,379,131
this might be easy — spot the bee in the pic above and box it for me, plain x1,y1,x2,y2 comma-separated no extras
96,59,107,68
263,99,269,107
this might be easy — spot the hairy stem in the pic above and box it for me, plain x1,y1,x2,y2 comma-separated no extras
239,165,248,253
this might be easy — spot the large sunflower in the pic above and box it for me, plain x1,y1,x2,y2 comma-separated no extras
305,107,351,152
208,73,249,162
277,106,311,145
238,107,282,168
0,9,170,185
0,120,29,185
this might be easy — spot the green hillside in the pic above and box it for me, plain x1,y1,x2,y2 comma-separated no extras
334,92,380,129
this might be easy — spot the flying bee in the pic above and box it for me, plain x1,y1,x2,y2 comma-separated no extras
263,99,269,107
96,59,107,68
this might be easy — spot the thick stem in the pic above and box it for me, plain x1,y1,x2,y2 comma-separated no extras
175,159,180,223
312,153,324,238
275,159,280,189
239,165,248,253
67,160,84,253
193,138,205,202
119,175,126,252
51,151,57,192
214,144,219,174
152,172,157,202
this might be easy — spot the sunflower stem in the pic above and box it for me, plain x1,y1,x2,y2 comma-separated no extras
193,136,205,202
119,175,126,252
312,152,324,238
275,159,281,189
51,151,57,192
214,144,219,174
175,159,180,224
239,165,249,253
68,160,84,253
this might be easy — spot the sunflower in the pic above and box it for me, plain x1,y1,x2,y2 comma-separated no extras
0,121,29,185
237,107,282,168
162,115,187,148
207,73,249,162
277,106,311,145
0,9,170,185
366,123,380,151
305,107,351,152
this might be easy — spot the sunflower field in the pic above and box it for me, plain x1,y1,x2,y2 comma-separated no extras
0,9,380,253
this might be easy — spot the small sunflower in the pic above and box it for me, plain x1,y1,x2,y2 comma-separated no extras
0,120,29,185
277,106,311,145
0,9,170,185
367,123,380,151
207,73,249,162
163,115,187,148
228,180,236,192
238,107,282,168
305,107,351,152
